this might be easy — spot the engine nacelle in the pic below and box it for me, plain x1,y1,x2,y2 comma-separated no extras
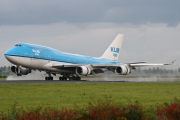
11,66,16,73
11,66,31,75
20,67,31,75
115,64,131,75
75,66,91,76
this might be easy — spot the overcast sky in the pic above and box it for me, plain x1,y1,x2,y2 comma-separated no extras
0,0,180,69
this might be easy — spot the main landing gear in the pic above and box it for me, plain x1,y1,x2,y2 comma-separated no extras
45,76,53,81
59,76,81,81
59,74,81,81
45,72,53,81
45,73,81,81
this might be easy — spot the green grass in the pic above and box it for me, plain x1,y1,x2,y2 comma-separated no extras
0,82,180,113
0,78,6,80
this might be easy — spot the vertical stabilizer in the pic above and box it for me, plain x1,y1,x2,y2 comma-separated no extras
101,34,124,60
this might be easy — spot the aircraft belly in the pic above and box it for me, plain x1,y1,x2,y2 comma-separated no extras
5,56,74,74
5,55,22,66
5,56,42,69
42,61,74,73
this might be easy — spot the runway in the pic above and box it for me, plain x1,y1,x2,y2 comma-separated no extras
0,80,127,83
1,76,180,83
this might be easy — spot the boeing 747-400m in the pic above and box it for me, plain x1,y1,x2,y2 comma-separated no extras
4,34,173,80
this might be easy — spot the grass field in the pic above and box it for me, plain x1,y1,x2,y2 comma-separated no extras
0,78,6,80
0,82,180,113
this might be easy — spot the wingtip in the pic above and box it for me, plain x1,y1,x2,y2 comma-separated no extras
171,60,176,64
164,60,176,65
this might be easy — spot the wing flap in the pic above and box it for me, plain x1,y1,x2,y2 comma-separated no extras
52,63,85,68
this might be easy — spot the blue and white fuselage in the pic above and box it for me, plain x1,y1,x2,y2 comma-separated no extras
4,34,172,80
5,42,119,73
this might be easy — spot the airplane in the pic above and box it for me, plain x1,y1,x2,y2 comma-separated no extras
4,34,174,80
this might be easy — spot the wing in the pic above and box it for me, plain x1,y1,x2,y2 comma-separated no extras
51,60,175,75
52,63,85,68
128,60,175,67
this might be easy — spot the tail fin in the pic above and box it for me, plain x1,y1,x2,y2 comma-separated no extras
101,34,124,60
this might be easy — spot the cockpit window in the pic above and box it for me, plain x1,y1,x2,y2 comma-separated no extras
15,44,22,47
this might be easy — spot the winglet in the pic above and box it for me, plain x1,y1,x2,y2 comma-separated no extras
164,60,176,65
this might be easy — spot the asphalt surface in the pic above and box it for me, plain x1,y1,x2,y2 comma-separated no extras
0,80,127,83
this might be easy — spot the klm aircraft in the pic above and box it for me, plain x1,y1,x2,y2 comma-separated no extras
4,34,173,80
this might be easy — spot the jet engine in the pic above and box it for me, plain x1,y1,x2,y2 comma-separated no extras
20,67,31,75
115,64,131,75
11,66,16,73
11,66,31,76
75,66,91,76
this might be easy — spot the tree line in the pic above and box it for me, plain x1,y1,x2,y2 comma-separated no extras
0,66,12,77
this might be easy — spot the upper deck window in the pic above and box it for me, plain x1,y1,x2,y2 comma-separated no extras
15,44,22,47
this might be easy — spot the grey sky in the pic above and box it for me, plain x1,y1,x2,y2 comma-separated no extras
0,0,180,25
0,0,180,69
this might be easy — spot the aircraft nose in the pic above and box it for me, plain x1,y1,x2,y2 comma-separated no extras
4,49,12,56
4,48,18,64
4,54,10,60
4,47,16,60
4,49,12,60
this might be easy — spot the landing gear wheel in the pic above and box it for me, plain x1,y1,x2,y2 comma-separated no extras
63,77,81,81
45,72,54,81
45,77,53,81
59,77,67,81
17,73,22,76
74,77,81,80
